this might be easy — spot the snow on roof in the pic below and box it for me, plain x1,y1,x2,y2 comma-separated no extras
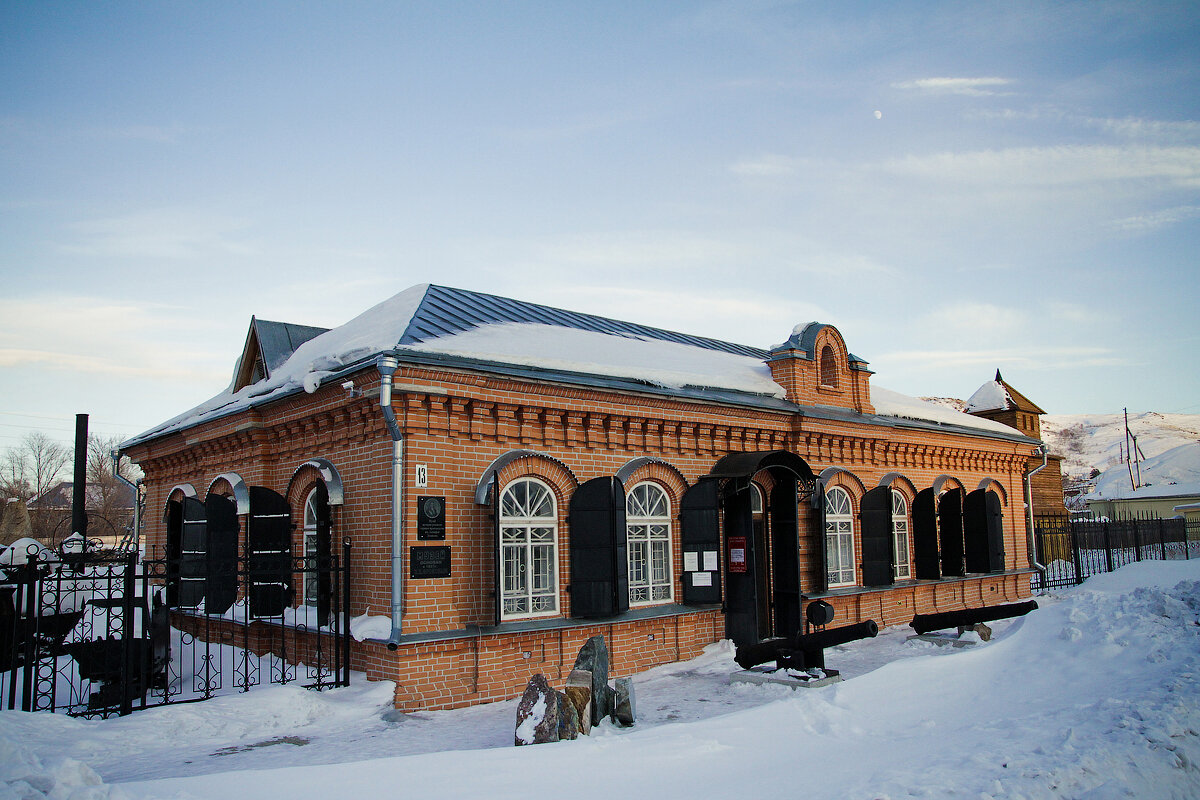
403,322,785,397
1084,442,1200,502
125,283,1033,447
871,386,1025,436
965,379,1011,413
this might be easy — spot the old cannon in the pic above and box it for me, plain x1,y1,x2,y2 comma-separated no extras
735,619,880,672
909,600,1038,636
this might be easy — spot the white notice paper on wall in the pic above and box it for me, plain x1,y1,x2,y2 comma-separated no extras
703,551,718,571
692,572,712,587
683,552,699,572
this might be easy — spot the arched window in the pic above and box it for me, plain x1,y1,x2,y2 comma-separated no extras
499,478,558,619
302,486,327,606
626,482,672,605
825,486,855,588
891,490,911,580
820,344,839,388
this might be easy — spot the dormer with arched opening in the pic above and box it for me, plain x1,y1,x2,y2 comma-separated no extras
767,322,874,413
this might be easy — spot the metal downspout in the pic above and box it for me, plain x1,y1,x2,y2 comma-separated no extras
1024,445,1049,579
375,356,405,648
110,449,142,553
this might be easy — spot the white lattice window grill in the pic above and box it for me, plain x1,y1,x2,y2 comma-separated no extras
892,489,911,579
825,486,856,588
303,488,320,605
499,478,559,619
626,482,673,606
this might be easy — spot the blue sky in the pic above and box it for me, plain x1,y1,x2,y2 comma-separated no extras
2,1,1198,449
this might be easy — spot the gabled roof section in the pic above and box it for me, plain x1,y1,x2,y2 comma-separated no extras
234,316,330,392
966,370,1045,415
401,284,766,359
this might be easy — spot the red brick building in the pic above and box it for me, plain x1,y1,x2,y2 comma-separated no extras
122,284,1042,711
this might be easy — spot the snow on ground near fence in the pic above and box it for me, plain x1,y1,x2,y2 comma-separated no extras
3,560,1199,799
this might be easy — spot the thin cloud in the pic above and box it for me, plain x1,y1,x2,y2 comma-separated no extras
891,77,1014,96
1109,205,1200,233
59,209,257,260
882,145,1200,187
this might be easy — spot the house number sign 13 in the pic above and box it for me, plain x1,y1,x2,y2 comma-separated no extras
415,464,428,488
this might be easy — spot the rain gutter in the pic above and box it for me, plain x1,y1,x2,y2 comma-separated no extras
375,356,405,648
1024,444,1049,579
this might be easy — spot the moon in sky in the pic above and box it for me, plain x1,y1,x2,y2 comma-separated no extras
874,110,883,120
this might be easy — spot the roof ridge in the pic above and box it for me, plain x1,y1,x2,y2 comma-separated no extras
400,284,767,359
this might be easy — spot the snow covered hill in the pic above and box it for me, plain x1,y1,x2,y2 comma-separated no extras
1040,412,1200,481
921,397,1200,482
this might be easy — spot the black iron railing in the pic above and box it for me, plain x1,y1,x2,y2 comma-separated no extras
1032,513,1197,591
1,537,351,718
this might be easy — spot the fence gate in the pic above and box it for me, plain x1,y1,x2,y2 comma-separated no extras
2,536,350,719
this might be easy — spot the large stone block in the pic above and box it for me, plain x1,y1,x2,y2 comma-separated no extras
514,674,559,746
572,635,610,726
556,690,580,740
612,676,635,726
564,669,593,735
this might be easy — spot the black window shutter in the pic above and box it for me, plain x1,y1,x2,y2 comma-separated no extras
178,496,207,608
491,473,502,625
859,486,894,587
812,483,829,594
938,487,965,578
963,489,988,573
204,494,240,615
247,486,293,619
912,488,941,580
568,476,628,618
680,480,722,604
985,490,1005,572
165,499,183,608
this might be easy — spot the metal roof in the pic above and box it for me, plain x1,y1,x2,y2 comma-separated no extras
398,284,768,359
253,318,331,374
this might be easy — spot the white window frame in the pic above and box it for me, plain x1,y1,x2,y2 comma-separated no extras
825,486,856,588
303,487,321,606
891,489,911,580
499,477,559,620
626,481,673,606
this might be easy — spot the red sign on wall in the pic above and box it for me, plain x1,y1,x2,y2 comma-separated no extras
728,536,747,574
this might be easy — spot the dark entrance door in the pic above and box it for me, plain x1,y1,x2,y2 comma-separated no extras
723,480,758,647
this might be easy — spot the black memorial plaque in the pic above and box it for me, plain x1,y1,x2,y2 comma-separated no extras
416,495,446,540
410,546,451,579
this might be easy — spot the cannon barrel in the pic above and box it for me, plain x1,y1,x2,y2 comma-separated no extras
910,600,1038,635
734,620,879,670
794,619,878,652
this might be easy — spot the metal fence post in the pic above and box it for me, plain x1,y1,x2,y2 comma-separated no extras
1132,518,1143,562
1102,520,1113,573
1158,517,1167,560
1071,520,1084,585
341,537,351,688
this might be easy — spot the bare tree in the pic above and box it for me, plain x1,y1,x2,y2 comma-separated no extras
1,432,70,502
0,447,32,501
86,434,142,538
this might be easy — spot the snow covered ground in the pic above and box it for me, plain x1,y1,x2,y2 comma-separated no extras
4,560,1200,799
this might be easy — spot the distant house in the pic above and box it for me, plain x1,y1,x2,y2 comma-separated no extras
122,283,1043,712
26,480,137,545
965,371,1069,516
1082,442,1200,520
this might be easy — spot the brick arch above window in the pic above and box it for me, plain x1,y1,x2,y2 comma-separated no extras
931,474,965,494
286,458,345,506
975,477,1009,507
493,454,578,509
617,458,689,508
206,472,249,515
474,449,578,505
818,466,866,498
877,472,918,505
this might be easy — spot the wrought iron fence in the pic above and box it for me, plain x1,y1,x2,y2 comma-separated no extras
1032,513,1197,592
2,537,350,718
